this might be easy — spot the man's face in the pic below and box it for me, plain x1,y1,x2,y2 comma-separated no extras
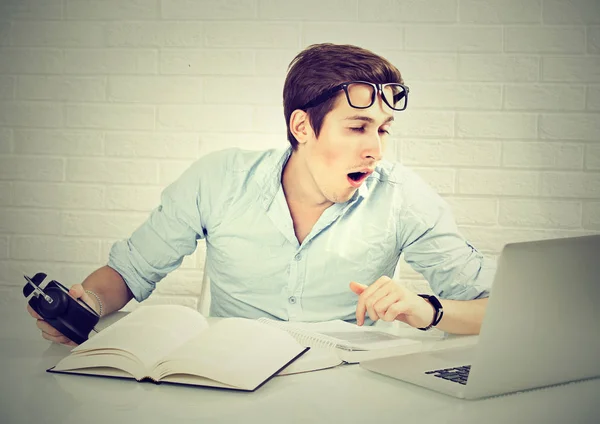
303,89,394,204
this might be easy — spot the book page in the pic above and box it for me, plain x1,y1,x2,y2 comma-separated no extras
71,305,209,369
154,318,307,390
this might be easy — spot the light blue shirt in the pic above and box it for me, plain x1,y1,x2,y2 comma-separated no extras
109,148,495,323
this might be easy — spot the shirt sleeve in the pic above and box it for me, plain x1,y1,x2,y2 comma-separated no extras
108,150,228,302
395,168,496,301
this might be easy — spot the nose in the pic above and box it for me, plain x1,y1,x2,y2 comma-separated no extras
362,131,383,162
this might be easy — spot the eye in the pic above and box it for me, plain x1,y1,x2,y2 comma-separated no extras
350,127,365,133
379,128,390,135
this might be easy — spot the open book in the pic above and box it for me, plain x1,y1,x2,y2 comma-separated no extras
258,319,424,375
48,305,308,391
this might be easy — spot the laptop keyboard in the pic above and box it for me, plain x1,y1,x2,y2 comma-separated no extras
425,365,471,385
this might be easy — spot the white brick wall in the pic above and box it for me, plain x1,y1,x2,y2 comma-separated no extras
1,0,599,309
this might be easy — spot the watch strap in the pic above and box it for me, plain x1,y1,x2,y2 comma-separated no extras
417,294,444,331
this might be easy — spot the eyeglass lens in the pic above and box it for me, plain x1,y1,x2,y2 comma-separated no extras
346,83,407,110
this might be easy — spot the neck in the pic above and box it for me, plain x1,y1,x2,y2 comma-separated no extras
282,150,332,211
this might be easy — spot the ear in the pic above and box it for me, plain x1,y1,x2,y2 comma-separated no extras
289,109,314,146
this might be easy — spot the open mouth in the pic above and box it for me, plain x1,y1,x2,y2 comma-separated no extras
347,171,370,187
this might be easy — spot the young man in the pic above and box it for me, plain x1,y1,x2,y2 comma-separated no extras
29,43,495,346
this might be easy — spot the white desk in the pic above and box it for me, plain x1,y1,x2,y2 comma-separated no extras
2,302,599,424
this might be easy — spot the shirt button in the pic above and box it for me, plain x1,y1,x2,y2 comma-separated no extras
288,296,297,304
294,253,302,261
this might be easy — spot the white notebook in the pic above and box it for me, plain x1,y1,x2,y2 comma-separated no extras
258,318,423,375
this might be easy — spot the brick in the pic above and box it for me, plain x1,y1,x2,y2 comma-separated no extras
396,111,454,137
0,129,11,153
541,172,600,198
198,133,285,156
252,106,292,134
65,49,157,75
588,26,600,54
0,237,7,259
17,76,106,102
108,76,203,103
586,85,600,111
0,48,63,74
0,0,62,19
158,105,254,131
0,101,63,128
65,0,159,19
303,23,403,51
106,186,162,211
499,199,582,228
583,202,600,230
67,158,158,184
205,22,300,48
359,0,457,23
62,212,149,238
459,55,539,82
0,182,10,205
503,141,583,169
542,57,600,82
106,22,204,47
159,160,195,185
457,113,537,139
0,22,9,46
10,236,100,263
14,129,103,156
0,156,63,181
543,0,600,24
0,209,61,235
402,139,501,167
10,22,104,47
160,49,254,75
505,26,585,53
405,26,502,52
504,84,585,111
13,182,104,209
460,0,541,23
161,0,256,19
457,170,539,195
261,0,354,20
585,145,600,170
382,52,457,81
459,227,590,254
0,76,15,99
409,168,455,194
66,104,155,130
106,132,198,159
203,76,282,105
443,197,498,225
255,50,302,76
539,114,600,141
409,83,502,110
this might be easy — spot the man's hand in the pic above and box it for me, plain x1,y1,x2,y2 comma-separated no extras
26,283,99,347
350,277,436,328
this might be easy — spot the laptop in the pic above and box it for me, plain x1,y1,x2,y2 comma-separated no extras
360,235,600,400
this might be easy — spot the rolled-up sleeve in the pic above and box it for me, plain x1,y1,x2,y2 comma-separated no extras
396,170,496,300
108,155,217,302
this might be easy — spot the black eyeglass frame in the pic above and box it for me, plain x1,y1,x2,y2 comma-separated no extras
299,80,410,111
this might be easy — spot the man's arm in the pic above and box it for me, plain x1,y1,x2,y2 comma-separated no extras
350,279,489,335
428,297,488,335
81,265,134,317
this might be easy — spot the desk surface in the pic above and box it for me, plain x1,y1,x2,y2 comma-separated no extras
2,302,599,424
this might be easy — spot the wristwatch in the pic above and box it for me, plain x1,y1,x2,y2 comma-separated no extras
417,294,444,331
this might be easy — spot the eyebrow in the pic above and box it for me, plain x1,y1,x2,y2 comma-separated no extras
344,115,395,124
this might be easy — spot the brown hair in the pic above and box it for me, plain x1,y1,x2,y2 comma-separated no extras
283,43,404,149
